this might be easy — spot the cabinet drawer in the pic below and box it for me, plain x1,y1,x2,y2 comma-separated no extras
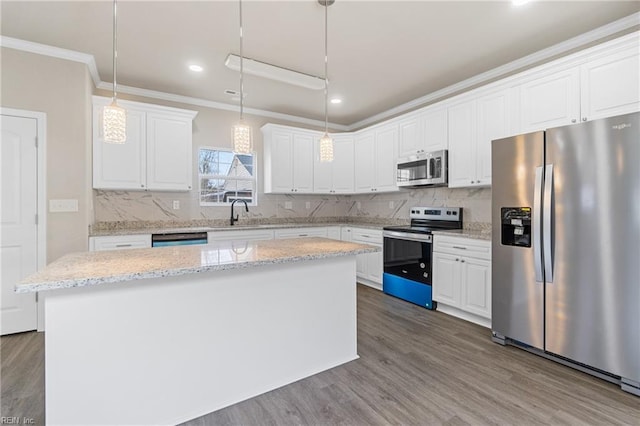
208,229,274,242
274,227,328,239
433,235,491,260
351,228,383,246
90,235,152,251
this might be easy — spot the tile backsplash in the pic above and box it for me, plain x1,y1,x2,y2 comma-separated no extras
94,187,490,227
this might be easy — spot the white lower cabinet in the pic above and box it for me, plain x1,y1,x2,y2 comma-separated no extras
432,235,491,327
89,235,152,251
326,226,342,241
349,228,383,290
208,229,274,242
274,227,328,239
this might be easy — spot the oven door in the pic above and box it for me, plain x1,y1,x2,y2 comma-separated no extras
383,231,432,284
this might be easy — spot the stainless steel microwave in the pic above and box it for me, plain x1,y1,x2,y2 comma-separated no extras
396,150,448,187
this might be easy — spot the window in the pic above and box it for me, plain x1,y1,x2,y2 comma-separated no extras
198,147,256,206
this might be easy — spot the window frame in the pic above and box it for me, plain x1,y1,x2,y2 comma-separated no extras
198,146,258,207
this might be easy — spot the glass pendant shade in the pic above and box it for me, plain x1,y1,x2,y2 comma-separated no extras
319,132,334,162
103,101,127,144
232,120,253,154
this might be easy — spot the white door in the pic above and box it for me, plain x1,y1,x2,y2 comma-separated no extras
1,114,38,335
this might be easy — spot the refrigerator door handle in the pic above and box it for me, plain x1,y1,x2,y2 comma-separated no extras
533,166,544,282
543,164,554,283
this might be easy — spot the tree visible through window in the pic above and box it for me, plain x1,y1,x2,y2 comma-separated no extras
198,147,256,206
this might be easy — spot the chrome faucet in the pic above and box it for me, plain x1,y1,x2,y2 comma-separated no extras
230,199,249,226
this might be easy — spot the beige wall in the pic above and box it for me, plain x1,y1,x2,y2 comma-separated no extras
1,47,92,262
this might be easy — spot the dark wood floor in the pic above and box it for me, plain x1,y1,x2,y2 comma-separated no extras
2,285,638,425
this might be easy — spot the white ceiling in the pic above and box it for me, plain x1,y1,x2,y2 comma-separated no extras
2,1,639,128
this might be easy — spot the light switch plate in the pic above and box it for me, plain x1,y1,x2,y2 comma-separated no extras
173,200,180,210
357,201,361,209
305,202,311,209
49,199,79,213
284,201,293,210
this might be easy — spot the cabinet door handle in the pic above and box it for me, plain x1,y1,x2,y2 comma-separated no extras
456,258,459,261
470,180,475,184
141,184,145,188
461,259,465,263
299,234,308,237
571,119,577,123
452,246,467,250
115,244,132,248
582,117,587,122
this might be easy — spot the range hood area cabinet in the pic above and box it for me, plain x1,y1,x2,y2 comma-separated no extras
92,96,198,191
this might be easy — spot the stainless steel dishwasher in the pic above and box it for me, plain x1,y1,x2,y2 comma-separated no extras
151,232,208,247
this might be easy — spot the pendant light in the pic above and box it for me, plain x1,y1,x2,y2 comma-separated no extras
103,0,126,144
318,0,334,163
232,0,253,154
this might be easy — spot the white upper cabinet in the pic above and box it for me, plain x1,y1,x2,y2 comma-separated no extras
92,96,197,191
423,106,449,153
354,131,376,192
146,112,193,191
580,46,640,121
447,97,477,188
475,88,512,185
263,125,314,194
314,135,354,194
93,105,147,190
397,106,448,158
374,123,399,192
397,112,422,158
448,87,511,188
518,67,581,133
354,123,398,193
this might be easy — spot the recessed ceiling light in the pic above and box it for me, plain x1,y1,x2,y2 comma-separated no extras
189,64,204,72
330,98,342,104
512,0,531,6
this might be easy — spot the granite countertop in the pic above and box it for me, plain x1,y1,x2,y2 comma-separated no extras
89,221,393,237
16,238,380,294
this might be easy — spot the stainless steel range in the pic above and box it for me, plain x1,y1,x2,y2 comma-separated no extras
383,207,462,309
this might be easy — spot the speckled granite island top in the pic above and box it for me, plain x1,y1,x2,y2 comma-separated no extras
17,238,380,293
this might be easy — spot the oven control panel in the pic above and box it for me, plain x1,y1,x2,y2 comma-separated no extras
409,206,461,221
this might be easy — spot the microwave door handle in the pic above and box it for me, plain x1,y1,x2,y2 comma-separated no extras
533,166,543,282
426,157,433,179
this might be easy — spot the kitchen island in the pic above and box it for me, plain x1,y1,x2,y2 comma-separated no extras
17,238,379,426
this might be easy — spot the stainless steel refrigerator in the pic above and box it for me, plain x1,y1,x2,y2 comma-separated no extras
491,112,639,396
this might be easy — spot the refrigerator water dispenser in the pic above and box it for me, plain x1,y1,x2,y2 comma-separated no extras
501,207,532,247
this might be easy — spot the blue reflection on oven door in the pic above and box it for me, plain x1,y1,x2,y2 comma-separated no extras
382,273,436,310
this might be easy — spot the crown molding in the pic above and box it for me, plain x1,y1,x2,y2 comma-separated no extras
347,11,640,130
3,11,639,132
0,36,101,87
95,81,349,131
0,35,347,131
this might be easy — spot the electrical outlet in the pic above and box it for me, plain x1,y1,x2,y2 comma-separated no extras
173,200,180,210
49,199,78,213
357,201,362,209
306,202,311,209
284,201,293,209
389,201,394,209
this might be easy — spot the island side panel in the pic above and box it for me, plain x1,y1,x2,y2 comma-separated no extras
44,256,358,426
